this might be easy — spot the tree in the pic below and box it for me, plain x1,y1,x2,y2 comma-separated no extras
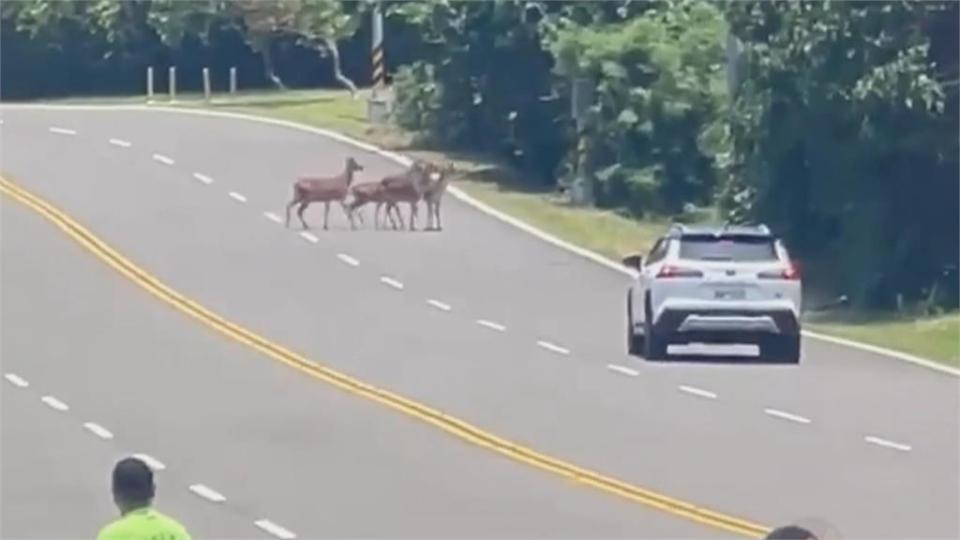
291,0,362,97
550,0,729,215
723,1,958,309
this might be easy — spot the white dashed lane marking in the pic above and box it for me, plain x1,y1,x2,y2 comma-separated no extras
152,153,175,165
426,299,452,312
476,319,506,332
678,385,718,400
41,396,69,411
337,253,360,267
263,211,283,224
536,340,570,356
254,519,297,539
864,435,912,452
108,138,132,148
193,173,214,185
299,231,319,243
380,276,404,290
188,484,227,503
132,453,167,471
4,373,29,388
49,127,77,135
607,364,639,377
228,192,247,203
83,422,114,440
764,408,811,425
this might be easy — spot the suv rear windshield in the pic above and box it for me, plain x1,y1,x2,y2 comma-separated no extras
678,234,778,262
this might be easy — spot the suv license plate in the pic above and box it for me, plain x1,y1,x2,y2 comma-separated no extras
714,288,746,300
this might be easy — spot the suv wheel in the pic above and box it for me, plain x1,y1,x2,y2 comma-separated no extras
761,334,801,364
627,294,644,355
643,298,669,360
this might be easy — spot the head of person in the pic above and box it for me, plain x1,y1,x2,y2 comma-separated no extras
765,525,819,540
111,457,155,514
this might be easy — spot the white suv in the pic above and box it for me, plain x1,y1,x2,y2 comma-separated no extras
623,224,802,363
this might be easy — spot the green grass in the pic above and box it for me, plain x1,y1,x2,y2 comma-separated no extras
810,314,959,368
31,88,960,367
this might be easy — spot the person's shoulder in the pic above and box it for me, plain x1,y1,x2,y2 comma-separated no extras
152,510,192,539
95,518,130,540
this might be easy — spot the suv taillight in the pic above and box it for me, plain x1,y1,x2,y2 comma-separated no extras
657,265,704,278
759,262,801,280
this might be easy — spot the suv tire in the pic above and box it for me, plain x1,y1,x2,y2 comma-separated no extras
643,298,669,360
761,334,801,364
627,295,644,355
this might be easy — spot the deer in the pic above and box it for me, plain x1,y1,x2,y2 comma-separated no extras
423,162,455,231
285,157,363,230
347,161,432,230
378,160,437,231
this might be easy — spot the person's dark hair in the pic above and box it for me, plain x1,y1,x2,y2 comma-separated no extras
765,525,818,540
112,457,155,509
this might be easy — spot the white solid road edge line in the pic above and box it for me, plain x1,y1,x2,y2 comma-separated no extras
108,138,132,148
16,103,953,376
83,422,114,440
131,453,167,471
536,340,570,355
864,435,912,452
41,396,69,411
193,172,214,185
380,276,404,290
426,299,452,311
764,408,812,425
152,153,175,165
607,364,639,377
228,191,247,203
678,385,718,399
4,373,29,388
476,319,506,332
299,231,319,243
254,519,297,539
188,484,226,503
49,126,77,135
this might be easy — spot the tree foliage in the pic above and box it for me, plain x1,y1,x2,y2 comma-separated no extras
723,0,958,309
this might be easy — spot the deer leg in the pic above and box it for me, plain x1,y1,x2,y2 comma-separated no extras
374,202,383,230
323,202,331,230
283,199,298,227
296,201,310,229
390,203,403,230
425,200,435,230
339,200,355,230
436,198,443,231
408,202,418,231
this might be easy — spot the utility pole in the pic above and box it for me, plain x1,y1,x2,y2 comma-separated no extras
367,1,388,123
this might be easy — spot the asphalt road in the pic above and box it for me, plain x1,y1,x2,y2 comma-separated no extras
1,106,957,539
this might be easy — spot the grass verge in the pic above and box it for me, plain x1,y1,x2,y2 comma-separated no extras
33,89,960,367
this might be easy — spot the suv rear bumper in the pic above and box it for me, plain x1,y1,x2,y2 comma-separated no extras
654,308,800,337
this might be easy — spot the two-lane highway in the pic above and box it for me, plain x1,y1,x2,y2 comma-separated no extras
1,106,957,539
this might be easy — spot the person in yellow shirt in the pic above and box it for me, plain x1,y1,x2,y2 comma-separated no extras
97,456,191,540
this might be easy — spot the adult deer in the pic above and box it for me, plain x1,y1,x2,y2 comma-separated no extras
424,162,455,231
285,157,363,230
379,160,436,231
348,161,431,229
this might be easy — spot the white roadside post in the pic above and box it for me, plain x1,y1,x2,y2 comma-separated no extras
168,66,177,102
229,67,237,95
146,66,154,103
203,67,211,102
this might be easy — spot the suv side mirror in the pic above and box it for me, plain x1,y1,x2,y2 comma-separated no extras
622,254,643,270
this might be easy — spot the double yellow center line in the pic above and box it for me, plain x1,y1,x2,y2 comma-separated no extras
0,175,770,538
